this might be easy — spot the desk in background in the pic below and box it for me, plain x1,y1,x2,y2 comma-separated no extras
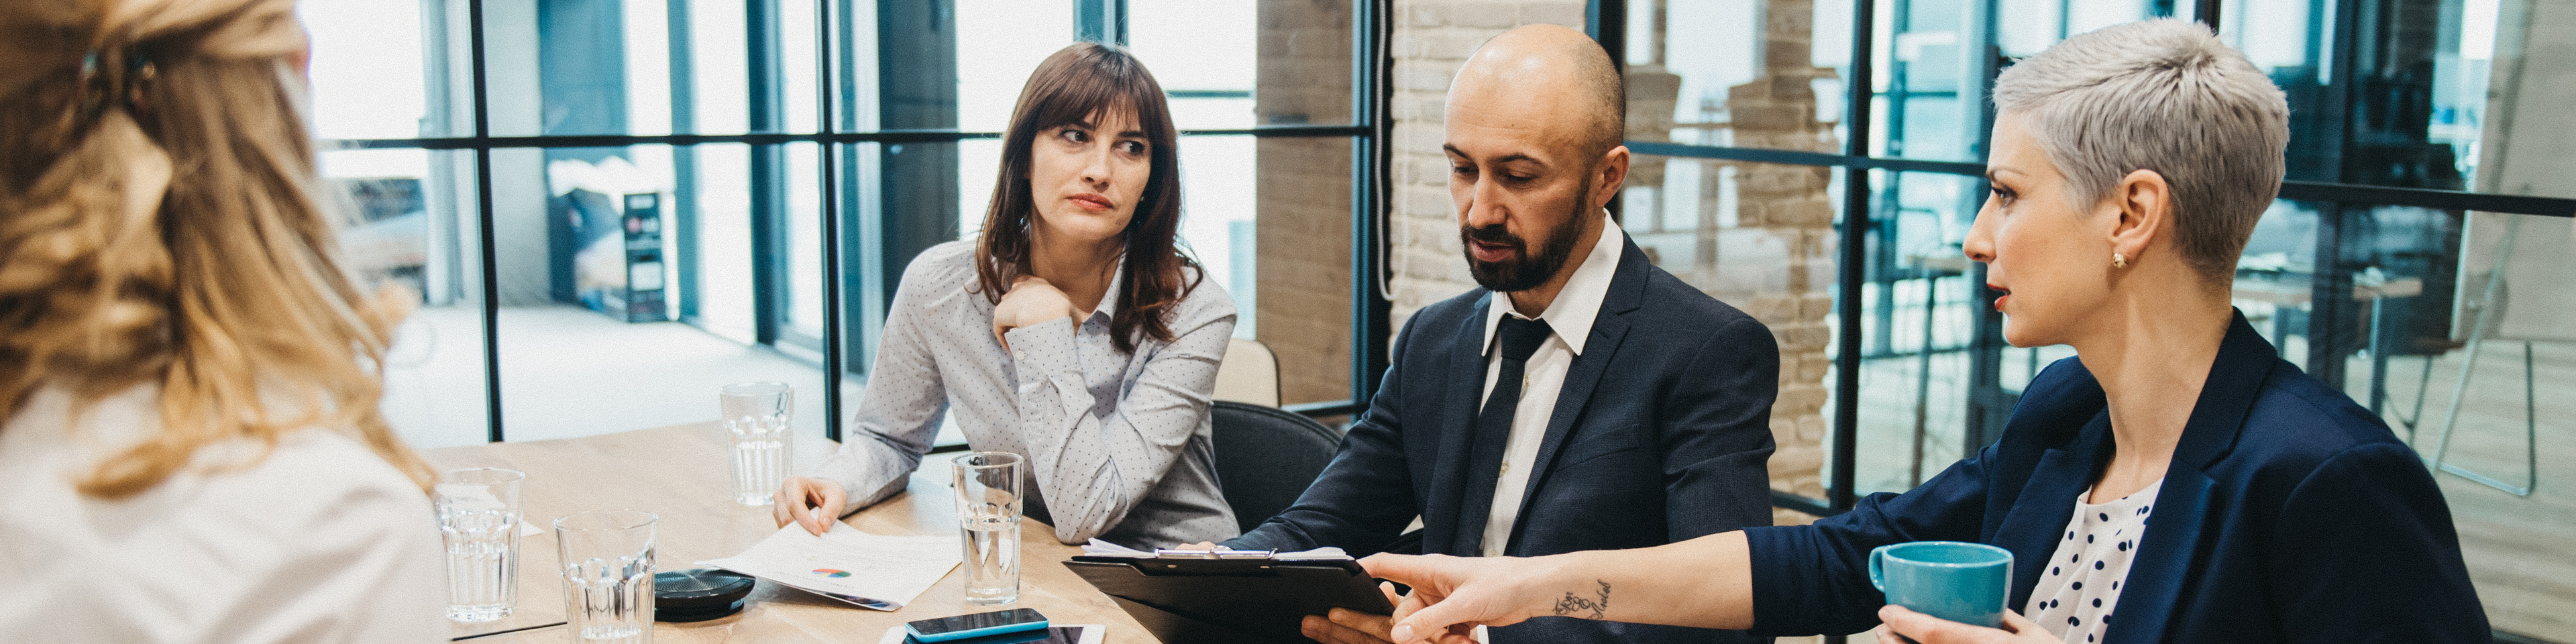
427,423,1152,643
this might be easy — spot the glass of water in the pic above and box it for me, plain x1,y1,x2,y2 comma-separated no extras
720,382,792,506
952,451,1023,605
556,511,657,644
437,468,523,622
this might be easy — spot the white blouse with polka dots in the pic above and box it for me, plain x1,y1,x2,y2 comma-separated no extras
2025,479,2161,644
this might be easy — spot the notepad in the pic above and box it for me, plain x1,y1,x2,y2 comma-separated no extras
699,525,961,611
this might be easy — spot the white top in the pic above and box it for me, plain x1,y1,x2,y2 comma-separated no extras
0,384,447,644
810,239,1240,548
1473,214,1624,557
2025,480,2162,644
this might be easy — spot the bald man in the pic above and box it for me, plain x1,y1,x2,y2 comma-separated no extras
1222,25,1778,644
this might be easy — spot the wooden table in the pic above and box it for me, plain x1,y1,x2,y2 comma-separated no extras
427,423,1153,643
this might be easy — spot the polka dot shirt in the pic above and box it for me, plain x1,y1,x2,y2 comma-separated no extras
2025,479,2161,644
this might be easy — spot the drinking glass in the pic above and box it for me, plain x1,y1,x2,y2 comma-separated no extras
437,468,523,622
557,511,657,643
952,452,1024,605
720,382,792,506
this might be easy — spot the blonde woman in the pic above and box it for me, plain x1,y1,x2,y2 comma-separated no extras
0,0,447,642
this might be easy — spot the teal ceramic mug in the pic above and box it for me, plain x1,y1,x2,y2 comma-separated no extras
1868,541,2013,629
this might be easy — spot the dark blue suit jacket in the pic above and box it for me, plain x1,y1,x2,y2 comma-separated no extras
1228,235,1779,643
1743,312,2487,642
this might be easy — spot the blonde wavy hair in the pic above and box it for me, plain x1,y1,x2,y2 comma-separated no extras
0,0,435,497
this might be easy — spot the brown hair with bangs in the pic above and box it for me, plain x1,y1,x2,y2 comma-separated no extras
972,42,1200,355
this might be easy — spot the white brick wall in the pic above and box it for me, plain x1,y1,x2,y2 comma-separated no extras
1384,0,1587,330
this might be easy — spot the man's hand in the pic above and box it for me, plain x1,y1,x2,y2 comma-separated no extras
1875,605,2060,644
991,275,1079,350
772,476,848,535
1301,582,1406,644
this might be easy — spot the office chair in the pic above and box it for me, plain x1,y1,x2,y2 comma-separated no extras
1209,400,1342,534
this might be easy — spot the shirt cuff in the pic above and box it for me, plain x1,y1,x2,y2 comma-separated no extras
1004,317,1091,416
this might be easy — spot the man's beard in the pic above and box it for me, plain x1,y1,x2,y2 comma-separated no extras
1460,184,1590,294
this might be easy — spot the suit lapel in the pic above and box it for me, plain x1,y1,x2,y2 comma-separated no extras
2105,465,2212,644
1422,294,1497,556
1994,413,2110,612
2108,312,2277,643
1509,314,1629,526
1505,238,1650,547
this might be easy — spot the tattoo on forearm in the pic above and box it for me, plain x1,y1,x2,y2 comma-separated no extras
1551,580,1611,620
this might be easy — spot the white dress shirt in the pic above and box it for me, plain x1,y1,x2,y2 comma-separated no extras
809,239,1240,548
0,384,447,644
1474,213,1625,557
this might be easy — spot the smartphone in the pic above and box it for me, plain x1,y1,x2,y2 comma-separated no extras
903,608,1049,643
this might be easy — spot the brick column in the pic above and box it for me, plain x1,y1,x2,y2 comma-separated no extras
1257,0,1357,405
1384,0,1587,329
1377,0,1837,531
1712,0,1840,525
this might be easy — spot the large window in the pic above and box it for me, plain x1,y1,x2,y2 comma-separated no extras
1610,0,2576,640
309,0,1385,449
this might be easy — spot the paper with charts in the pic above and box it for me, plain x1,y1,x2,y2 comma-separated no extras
699,525,961,611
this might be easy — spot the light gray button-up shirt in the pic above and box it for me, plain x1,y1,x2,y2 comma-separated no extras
810,239,1240,548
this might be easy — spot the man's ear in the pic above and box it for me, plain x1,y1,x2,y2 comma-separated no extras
1592,145,1631,211
2107,168,2170,265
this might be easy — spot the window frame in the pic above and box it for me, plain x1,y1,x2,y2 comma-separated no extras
333,0,1395,443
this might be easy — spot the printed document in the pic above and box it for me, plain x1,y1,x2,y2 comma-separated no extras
701,525,961,610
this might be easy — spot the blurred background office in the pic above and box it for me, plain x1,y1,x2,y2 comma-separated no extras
305,0,2573,641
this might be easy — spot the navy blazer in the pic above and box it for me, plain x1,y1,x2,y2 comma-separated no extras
1743,312,2487,642
1228,234,1779,644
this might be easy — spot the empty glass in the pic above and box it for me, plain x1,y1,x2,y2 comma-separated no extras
437,468,523,622
953,452,1024,605
557,511,657,643
720,382,793,506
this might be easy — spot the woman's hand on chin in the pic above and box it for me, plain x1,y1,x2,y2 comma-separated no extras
1875,606,2060,644
993,275,1079,350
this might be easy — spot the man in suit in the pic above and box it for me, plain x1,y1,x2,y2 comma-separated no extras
1221,24,1778,644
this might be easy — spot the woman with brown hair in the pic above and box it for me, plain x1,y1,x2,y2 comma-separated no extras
775,42,1238,548
0,0,445,641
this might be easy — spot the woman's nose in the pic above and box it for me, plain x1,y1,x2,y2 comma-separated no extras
1963,198,1998,264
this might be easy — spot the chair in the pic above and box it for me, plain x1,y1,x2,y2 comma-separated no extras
1209,400,1342,534
2425,213,2570,497
1214,337,1282,407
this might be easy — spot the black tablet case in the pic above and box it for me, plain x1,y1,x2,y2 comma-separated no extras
1063,557,1395,644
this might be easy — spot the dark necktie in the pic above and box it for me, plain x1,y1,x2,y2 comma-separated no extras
1452,315,1553,555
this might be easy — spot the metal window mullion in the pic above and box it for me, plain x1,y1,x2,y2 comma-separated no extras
1074,0,1126,45
816,0,844,443
1832,0,1879,514
1352,0,1393,406
747,0,788,346
467,0,504,443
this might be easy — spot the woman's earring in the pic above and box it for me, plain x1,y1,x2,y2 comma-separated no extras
2112,252,2129,269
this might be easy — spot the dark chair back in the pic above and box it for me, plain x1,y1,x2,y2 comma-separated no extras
1209,400,1342,535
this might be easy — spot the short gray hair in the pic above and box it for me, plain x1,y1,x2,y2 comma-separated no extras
1992,19,2290,282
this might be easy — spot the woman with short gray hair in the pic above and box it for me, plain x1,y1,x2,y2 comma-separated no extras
1356,19,2487,644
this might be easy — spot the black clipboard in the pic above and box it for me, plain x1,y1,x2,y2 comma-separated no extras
1063,551,1395,644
